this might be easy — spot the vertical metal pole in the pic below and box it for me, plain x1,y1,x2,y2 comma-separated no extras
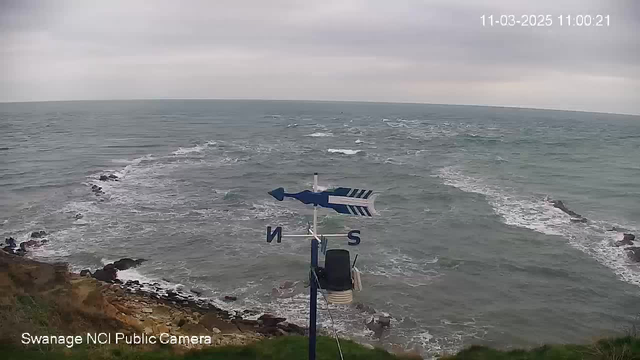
309,172,319,360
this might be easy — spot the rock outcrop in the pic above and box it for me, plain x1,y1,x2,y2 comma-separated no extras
615,233,636,247
549,200,588,222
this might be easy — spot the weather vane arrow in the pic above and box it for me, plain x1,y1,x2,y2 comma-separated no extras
268,187,378,216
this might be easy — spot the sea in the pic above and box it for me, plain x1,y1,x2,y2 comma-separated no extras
1,100,639,357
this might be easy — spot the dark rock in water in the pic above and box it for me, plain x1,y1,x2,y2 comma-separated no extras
92,267,118,282
5,237,16,248
80,269,92,277
377,315,392,328
608,226,631,232
616,234,635,247
108,174,118,179
91,185,99,190
30,230,47,238
258,314,286,327
40,239,49,245
75,213,83,220
99,175,109,181
626,247,640,262
223,295,237,302
166,290,178,299
14,248,27,256
366,314,392,336
23,240,38,248
570,217,588,223
2,246,14,254
354,302,377,314
112,258,146,271
549,200,585,219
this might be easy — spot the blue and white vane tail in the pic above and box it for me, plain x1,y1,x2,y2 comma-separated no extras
268,187,378,216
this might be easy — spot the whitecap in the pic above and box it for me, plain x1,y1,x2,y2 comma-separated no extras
306,132,334,137
327,149,362,155
173,144,206,155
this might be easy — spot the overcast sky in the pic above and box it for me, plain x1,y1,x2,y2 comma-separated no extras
1,0,638,114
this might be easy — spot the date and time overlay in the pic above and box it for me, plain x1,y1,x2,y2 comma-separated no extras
481,14,611,27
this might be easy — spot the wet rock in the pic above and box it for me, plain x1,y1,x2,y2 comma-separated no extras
99,175,109,181
223,295,237,302
378,315,392,328
570,217,588,223
75,213,83,220
549,200,586,220
80,269,92,277
258,314,286,327
626,247,640,262
354,302,376,314
112,258,146,271
5,237,16,248
92,266,118,282
177,318,187,327
366,314,392,336
30,230,47,238
108,174,118,180
616,234,635,247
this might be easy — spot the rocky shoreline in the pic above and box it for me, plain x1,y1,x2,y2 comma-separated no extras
0,243,306,349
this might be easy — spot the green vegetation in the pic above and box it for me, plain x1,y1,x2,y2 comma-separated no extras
6,335,640,360
1,336,417,360
441,336,640,360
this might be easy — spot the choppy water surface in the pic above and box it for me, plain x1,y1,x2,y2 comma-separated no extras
1,100,639,357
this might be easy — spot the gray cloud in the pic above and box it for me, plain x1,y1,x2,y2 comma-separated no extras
1,0,638,114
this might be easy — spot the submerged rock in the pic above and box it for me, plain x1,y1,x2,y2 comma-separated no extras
615,234,636,247
30,230,47,238
112,258,146,271
549,200,587,221
223,295,237,302
5,237,16,248
626,247,640,262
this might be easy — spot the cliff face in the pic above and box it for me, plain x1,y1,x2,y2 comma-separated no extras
0,251,282,347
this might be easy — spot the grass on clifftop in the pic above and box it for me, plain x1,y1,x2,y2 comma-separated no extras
441,336,640,360
5,335,640,360
1,335,419,360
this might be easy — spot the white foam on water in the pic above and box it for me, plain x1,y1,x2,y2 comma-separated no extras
173,145,206,155
327,149,362,155
171,141,217,155
111,154,155,165
437,166,640,287
305,132,334,137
